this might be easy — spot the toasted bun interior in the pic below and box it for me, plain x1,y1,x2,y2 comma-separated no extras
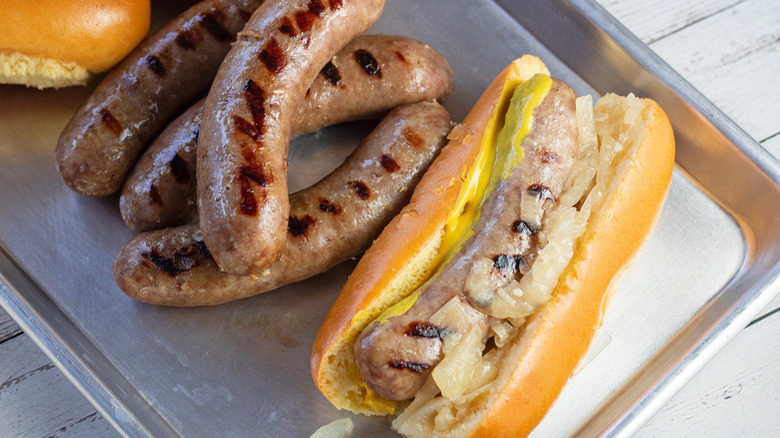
394,95,674,438
311,55,674,438
311,56,550,415
0,0,151,88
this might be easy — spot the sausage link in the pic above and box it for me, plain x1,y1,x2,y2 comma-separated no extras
114,102,453,306
121,101,205,232
294,34,453,133
120,34,453,232
197,0,385,275
56,0,264,197
354,79,580,400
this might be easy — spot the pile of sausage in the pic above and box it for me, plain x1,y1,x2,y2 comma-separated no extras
55,0,456,306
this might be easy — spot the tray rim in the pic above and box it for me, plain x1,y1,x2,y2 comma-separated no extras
0,247,177,438
1,0,779,437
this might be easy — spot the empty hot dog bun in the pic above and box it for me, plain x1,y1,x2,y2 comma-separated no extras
0,0,151,89
311,55,674,437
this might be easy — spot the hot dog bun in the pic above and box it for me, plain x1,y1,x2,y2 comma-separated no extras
311,55,675,436
0,0,151,89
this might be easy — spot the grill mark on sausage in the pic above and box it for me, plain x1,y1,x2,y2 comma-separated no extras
320,61,342,85
493,254,526,273
243,79,266,140
512,219,537,235
99,108,122,136
279,16,297,37
294,10,315,33
348,180,370,200
239,175,258,216
318,198,342,214
239,142,258,164
193,240,211,258
379,154,400,173
142,250,186,277
295,0,327,34
145,55,166,77
401,126,424,148
175,30,197,50
169,154,189,183
354,49,382,77
233,116,261,142
149,184,163,206
239,165,267,187
237,136,268,217
328,0,343,9
404,321,442,339
199,9,232,42
541,149,561,163
259,37,286,74
527,183,555,202
388,360,430,373
307,0,326,16
141,242,209,277
175,244,198,258
288,214,316,237
395,50,409,64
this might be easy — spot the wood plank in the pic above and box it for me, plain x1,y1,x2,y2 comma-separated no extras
646,0,780,141
761,132,780,158
0,307,22,343
0,332,117,438
637,304,780,436
598,0,741,43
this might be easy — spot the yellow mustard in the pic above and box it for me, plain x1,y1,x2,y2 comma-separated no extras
364,386,397,414
492,73,552,186
433,73,552,273
359,73,552,410
365,73,552,326
375,288,425,324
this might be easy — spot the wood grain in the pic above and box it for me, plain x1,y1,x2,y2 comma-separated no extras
646,0,780,141
0,0,778,436
0,307,21,343
636,295,780,436
762,132,780,157
598,0,742,43
0,316,117,437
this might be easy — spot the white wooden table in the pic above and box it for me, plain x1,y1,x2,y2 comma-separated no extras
1,0,778,436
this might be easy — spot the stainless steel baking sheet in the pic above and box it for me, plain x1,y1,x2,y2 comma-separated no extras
1,0,779,437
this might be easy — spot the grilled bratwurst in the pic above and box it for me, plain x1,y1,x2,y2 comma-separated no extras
120,34,452,232
57,0,265,197
115,101,453,306
197,0,385,275
353,79,580,400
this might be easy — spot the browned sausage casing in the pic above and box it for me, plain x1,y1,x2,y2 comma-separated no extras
56,0,265,197
114,102,453,306
197,0,385,276
120,34,453,232
354,80,581,401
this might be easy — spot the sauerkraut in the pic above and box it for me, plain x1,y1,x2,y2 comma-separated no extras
393,93,649,437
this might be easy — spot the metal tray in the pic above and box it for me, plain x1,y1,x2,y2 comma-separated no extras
1,0,778,437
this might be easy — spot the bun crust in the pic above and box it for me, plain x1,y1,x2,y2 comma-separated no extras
311,55,675,437
311,56,550,414
0,0,150,88
467,98,674,437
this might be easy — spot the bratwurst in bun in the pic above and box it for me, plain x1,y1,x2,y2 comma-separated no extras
311,55,675,437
